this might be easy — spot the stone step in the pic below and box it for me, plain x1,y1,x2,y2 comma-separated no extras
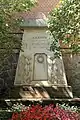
9,85,73,99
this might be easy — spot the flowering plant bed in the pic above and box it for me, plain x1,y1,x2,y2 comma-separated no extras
9,104,80,120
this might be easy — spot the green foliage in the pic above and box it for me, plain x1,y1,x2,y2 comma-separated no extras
0,102,80,120
58,103,80,112
11,103,27,112
48,0,80,55
0,0,36,71
0,110,12,120
0,0,36,12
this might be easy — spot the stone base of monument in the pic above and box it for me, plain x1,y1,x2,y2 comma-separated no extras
10,85,73,99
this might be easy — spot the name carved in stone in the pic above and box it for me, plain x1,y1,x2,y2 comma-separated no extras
31,36,49,48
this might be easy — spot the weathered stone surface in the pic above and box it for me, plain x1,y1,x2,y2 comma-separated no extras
14,20,73,98
15,27,67,86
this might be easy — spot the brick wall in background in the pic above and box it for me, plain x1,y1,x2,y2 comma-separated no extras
20,0,59,20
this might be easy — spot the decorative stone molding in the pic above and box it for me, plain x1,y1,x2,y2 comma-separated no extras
25,56,32,83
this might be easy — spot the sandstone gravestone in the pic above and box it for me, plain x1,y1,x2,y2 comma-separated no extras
14,19,73,98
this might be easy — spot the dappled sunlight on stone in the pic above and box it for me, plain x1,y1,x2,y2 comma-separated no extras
19,86,50,99
41,81,50,86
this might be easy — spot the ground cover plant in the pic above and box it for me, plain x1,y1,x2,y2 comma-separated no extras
9,103,80,120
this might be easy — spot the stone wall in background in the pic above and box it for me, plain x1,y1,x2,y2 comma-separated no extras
62,53,80,97
0,51,19,98
0,33,22,98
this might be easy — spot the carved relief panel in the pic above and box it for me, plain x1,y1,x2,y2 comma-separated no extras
33,53,48,81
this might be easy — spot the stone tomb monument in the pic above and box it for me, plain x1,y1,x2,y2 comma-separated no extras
14,19,73,99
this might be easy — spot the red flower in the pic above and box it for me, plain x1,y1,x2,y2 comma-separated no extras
10,104,80,120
